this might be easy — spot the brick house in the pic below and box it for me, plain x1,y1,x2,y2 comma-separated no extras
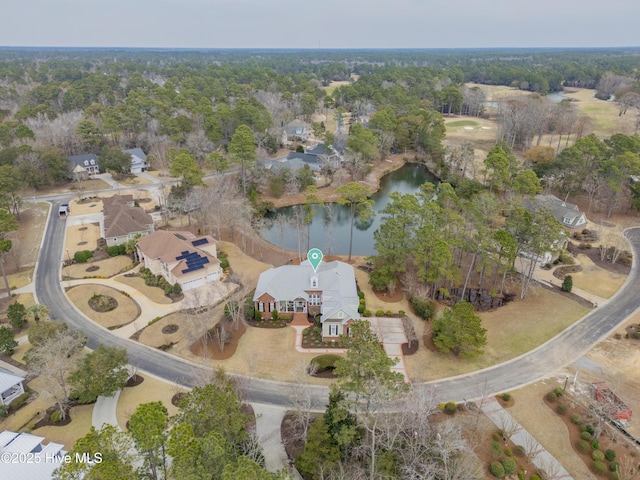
253,260,360,341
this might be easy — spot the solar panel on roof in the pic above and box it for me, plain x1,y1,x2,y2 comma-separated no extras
192,238,209,247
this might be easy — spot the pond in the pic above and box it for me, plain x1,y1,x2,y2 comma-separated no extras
261,163,437,257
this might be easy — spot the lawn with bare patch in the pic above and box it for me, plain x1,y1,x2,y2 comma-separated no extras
116,275,172,304
116,375,184,431
67,284,140,329
63,256,135,279
22,178,112,197
405,288,590,382
569,254,627,298
68,198,103,216
138,311,187,348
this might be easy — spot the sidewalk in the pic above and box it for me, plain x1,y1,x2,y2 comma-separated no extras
92,390,122,430
481,396,572,479
251,403,289,472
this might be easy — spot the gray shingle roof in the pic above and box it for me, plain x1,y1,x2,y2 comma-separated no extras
522,194,587,228
67,153,99,168
253,260,360,324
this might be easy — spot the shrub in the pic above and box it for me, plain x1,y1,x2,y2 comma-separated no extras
501,457,517,475
501,393,511,401
50,410,64,423
504,447,512,457
0,405,7,418
106,244,126,256
571,413,582,425
358,291,365,299
577,440,591,453
310,354,341,374
591,439,600,450
7,302,27,329
489,461,505,478
399,310,405,315
363,310,372,317
444,402,457,414
9,392,29,411
375,309,385,317
554,387,564,397
561,275,573,292
557,403,568,415
172,283,182,295
164,285,172,295
514,445,526,457
530,475,541,480
581,431,592,441
369,268,395,292
219,257,230,269
609,460,619,471
605,450,616,462
592,450,604,461
546,391,557,403
586,424,595,435
74,250,93,263
491,442,502,457
611,472,620,480
410,295,436,321
493,432,501,442
579,243,592,249
592,460,607,474
254,310,262,322
271,310,279,321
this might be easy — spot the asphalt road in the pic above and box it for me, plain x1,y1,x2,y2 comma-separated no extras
35,198,640,406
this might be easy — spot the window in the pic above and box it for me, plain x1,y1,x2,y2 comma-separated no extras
309,294,321,305
329,324,339,336
258,302,264,312
269,302,275,312
90,159,95,165
84,160,89,166
311,276,318,288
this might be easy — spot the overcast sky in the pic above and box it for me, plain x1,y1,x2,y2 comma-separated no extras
2,0,638,49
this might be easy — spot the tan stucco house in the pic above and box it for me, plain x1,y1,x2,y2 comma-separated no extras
253,260,360,341
136,230,221,291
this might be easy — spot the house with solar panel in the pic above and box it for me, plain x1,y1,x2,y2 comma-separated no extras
253,260,360,341
136,230,222,291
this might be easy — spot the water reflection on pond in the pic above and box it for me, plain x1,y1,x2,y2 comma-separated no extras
261,163,437,257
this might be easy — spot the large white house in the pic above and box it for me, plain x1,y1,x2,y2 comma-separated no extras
136,230,222,291
253,260,360,341
124,148,149,174
0,368,24,407
0,430,66,479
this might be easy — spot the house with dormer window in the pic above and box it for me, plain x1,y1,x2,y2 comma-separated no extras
68,153,100,175
253,260,360,341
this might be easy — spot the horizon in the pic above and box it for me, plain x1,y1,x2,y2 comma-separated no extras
3,0,639,50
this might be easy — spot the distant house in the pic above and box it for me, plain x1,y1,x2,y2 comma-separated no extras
0,430,66,478
102,195,154,246
136,230,222,291
124,148,149,174
68,153,99,175
253,260,360,341
0,368,24,407
282,119,311,145
259,143,342,174
522,194,587,230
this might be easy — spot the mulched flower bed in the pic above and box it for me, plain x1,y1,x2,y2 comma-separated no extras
125,374,144,387
402,340,419,355
88,294,118,312
301,325,345,349
171,392,188,407
34,406,73,428
161,324,179,334
245,318,289,328
85,265,100,272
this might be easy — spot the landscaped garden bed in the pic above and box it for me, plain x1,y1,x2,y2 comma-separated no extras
301,324,345,349
543,388,636,478
308,354,342,378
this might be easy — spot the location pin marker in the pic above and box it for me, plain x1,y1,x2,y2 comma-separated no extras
307,248,323,273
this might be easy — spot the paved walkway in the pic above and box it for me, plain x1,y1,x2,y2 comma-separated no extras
93,173,120,189
530,261,608,307
481,396,572,479
92,390,122,430
251,403,289,472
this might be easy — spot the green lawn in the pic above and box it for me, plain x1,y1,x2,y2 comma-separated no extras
445,120,481,128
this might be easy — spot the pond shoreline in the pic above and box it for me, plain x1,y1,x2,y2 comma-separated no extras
261,153,412,209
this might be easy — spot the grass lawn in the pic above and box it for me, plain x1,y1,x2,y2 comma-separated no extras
22,178,112,197
65,223,101,257
66,284,140,329
138,311,187,348
116,375,184,431
445,119,481,128
33,404,94,450
63,256,135,279
569,254,627,299
405,288,590,382
0,376,52,432
6,270,34,290
116,275,172,304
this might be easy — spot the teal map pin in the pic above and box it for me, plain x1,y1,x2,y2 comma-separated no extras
307,248,323,273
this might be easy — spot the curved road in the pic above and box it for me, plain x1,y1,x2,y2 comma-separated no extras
36,198,640,406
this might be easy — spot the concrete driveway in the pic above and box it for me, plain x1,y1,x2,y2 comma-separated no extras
368,317,409,382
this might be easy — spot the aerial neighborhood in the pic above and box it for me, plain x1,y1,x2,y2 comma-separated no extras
0,46,640,480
